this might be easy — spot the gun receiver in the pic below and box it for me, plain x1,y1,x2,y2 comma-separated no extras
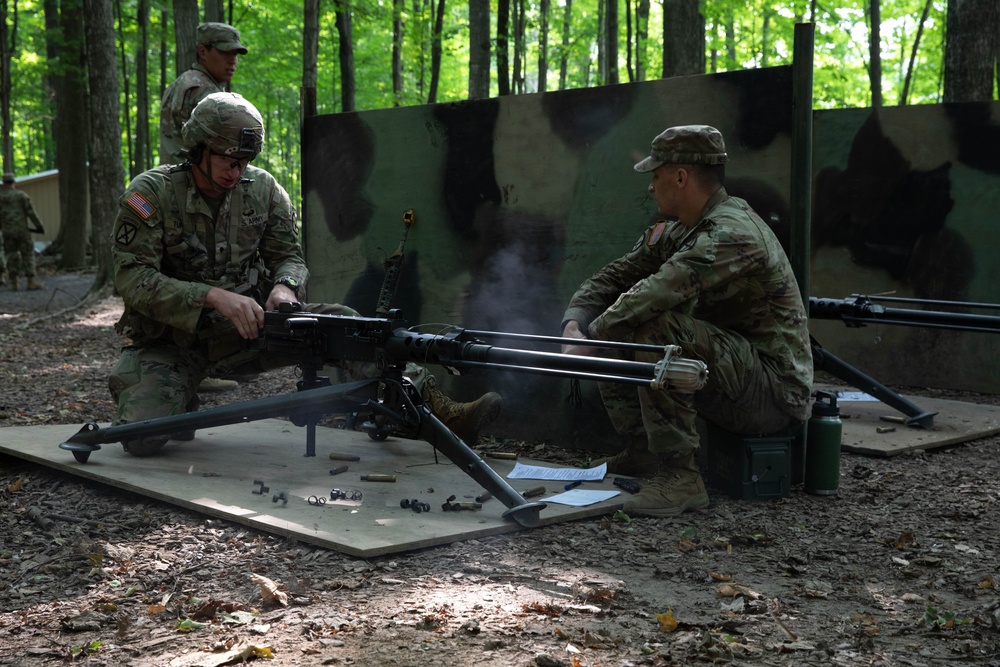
60,305,707,528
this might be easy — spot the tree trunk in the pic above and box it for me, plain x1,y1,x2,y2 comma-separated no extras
497,0,509,95
135,0,150,171
160,9,168,95
636,0,649,81
900,0,933,105
85,0,126,289
868,0,882,107
114,0,134,175
0,0,15,171
55,0,89,270
427,0,445,103
203,0,223,23
603,0,618,84
558,0,571,90
303,0,319,118
626,0,633,82
468,0,490,99
173,0,198,78
662,0,704,78
392,0,404,106
537,0,549,92
513,0,524,93
334,2,355,112
944,0,1000,102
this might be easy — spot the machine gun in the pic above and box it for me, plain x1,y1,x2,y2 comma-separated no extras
809,293,1000,428
59,305,708,528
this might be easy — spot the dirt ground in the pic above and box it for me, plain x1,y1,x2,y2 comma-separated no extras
1,266,1000,667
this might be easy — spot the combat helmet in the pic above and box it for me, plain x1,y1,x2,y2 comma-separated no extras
181,92,264,160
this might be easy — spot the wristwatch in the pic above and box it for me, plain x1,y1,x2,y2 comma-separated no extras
275,277,299,296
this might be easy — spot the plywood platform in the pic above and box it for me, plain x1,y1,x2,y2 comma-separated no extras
0,420,627,558
833,392,1000,456
2,392,997,556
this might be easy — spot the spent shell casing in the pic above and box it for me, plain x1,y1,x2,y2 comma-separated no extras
329,465,349,475
360,474,396,482
475,491,493,503
486,452,518,460
329,452,361,461
522,485,546,498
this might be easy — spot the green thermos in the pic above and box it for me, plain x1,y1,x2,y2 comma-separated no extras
804,390,842,495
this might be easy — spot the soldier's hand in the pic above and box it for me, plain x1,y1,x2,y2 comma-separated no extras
561,321,596,357
265,284,298,311
205,287,264,340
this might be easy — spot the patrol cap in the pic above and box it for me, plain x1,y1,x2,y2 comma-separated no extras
197,22,247,54
633,124,728,173
2,173,14,184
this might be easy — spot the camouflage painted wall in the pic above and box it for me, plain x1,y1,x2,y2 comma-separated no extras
810,103,1000,395
302,67,795,449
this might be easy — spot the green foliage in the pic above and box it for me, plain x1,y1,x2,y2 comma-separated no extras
0,0,963,205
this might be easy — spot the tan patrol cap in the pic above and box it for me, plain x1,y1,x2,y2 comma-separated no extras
633,124,728,173
2,173,14,184
197,22,248,54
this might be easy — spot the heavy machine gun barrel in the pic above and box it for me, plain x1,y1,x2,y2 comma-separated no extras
808,294,1000,428
809,294,1000,334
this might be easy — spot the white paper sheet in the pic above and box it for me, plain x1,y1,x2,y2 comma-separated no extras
540,489,621,507
506,462,607,481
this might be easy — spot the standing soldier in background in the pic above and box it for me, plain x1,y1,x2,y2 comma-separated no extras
0,173,46,291
159,22,247,165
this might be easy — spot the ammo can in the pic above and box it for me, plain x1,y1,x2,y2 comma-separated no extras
804,390,843,495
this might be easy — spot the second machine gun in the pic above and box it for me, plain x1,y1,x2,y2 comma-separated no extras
60,305,709,528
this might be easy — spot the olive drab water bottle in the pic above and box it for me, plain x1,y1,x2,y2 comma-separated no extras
804,390,843,495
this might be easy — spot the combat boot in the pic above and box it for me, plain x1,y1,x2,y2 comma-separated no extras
170,395,202,442
26,276,44,290
422,378,503,444
123,435,169,457
623,451,709,517
591,436,662,478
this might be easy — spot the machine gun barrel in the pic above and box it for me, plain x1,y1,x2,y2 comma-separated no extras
385,328,707,391
809,294,1000,334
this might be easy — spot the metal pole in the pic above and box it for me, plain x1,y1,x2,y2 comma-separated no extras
791,22,815,308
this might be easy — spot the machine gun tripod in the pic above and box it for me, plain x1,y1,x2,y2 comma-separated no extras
59,306,708,528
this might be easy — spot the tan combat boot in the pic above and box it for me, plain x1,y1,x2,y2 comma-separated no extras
592,435,662,478
422,378,503,444
27,276,44,290
623,451,709,517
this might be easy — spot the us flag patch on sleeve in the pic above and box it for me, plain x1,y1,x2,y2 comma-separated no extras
125,192,156,219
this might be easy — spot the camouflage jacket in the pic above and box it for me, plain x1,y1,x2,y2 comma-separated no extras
563,187,813,417
0,187,43,238
159,64,226,165
111,165,307,351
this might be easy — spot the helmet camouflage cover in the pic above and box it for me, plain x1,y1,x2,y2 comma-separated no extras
181,92,264,159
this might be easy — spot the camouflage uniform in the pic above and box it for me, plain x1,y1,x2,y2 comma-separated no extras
159,23,247,165
564,175,812,461
0,178,45,285
159,65,227,165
